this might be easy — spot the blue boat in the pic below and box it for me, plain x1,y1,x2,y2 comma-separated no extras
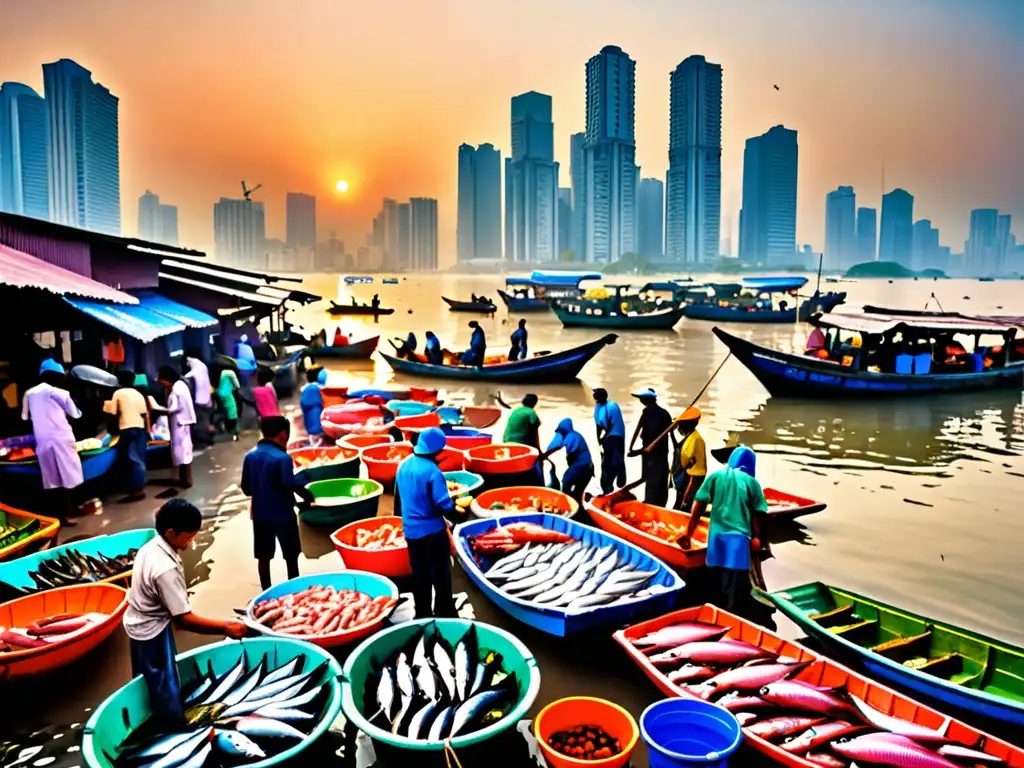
453,512,684,636
0,443,118,484
683,276,847,323
498,271,602,312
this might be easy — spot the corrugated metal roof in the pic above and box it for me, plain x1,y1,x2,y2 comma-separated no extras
134,290,217,328
159,259,290,305
0,243,138,303
64,297,185,342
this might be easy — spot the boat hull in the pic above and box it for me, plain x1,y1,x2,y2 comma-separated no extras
584,497,707,570
328,304,394,316
551,304,685,330
685,292,846,324
498,289,549,312
309,336,379,360
442,296,497,313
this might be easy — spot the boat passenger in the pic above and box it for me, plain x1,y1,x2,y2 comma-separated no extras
123,499,247,729
299,367,326,446
424,331,443,365
183,355,214,447
628,387,673,507
540,417,594,506
509,319,529,361
253,366,281,419
501,393,541,450
394,427,458,618
105,369,150,503
371,294,381,310
332,327,350,347
593,387,627,494
805,326,828,358
215,367,242,439
158,365,197,489
462,321,486,367
669,407,707,513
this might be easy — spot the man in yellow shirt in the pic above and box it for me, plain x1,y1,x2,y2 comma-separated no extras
105,370,150,502
670,406,706,512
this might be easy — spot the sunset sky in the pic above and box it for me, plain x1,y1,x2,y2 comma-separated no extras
2,0,1022,263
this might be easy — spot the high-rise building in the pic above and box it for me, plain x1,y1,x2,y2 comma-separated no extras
457,143,502,261
665,55,722,265
856,207,877,264
397,202,411,269
214,197,266,268
505,92,559,262
583,46,638,263
0,82,50,220
738,125,799,266
382,198,399,269
965,208,1001,275
43,59,120,234
316,231,344,272
286,192,316,251
911,219,940,270
557,187,572,258
637,177,664,260
409,197,438,271
824,186,857,271
569,132,586,258
878,188,914,267
996,213,1012,274
138,190,179,245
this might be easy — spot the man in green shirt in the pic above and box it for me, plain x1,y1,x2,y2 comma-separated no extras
501,393,541,449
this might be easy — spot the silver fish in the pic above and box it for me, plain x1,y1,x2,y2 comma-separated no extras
391,693,412,734
236,715,306,739
149,727,213,768
566,592,617,610
470,661,486,696
249,706,314,722
198,658,246,705
597,573,654,595
487,565,539,583
222,679,321,718
221,660,266,707
521,544,548,568
414,662,438,701
406,697,440,740
412,630,429,669
259,656,301,686
427,705,454,741
377,666,396,720
130,729,205,759
536,543,567,563
449,676,516,738
396,652,415,696
178,743,212,768
488,543,533,573
214,730,265,759
432,640,457,700
454,626,476,702
503,562,561,593
183,678,212,705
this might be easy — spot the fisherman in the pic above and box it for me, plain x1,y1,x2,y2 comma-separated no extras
123,499,247,728
424,331,443,365
332,327,349,347
241,416,315,590
158,365,197,489
183,353,214,446
394,427,458,618
371,293,381,310
462,321,486,367
670,407,707,512
105,369,150,503
593,387,627,494
299,367,326,446
22,359,83,526
628,387,673,507
540,418,594,506
509,319,528,361
405,332,417,357
253,366,281,419
499,392,541,450
805,326,828,359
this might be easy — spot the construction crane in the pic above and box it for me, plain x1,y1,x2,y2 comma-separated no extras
241,180,262,201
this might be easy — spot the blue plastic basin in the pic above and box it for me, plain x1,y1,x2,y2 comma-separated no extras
640,699,742,768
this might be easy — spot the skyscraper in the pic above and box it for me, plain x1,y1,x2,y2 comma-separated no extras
878,188,914,267
824,186,857,271
505,92,559,262
966,208,1000,275
43,59,120,234
138,190,179,245
397,202,411,269
912,219,940,270
666,55,722,265
382,198,399,269
738,125,799,266
286,192,316,250
996,213,1012,273
637,177,664,259
0,82,50,220
856,207,877,264
409,197,438,271
569,132,586,258
214,197,266,268
557,187,572,257
583,46,638,263
457,143,502,261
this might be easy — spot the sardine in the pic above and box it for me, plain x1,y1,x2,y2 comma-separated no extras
596,574,653,596
427,705,454,741
412,629,429,669
432,639,457,700
214,729,265,759
396,652,415,697
128,729,205,760
454,626,476,702
222,678,321,717
391,693,412,735
183,677,213,705
414,661,438,701
565,592,617,611
259,656,302,686
485,544,532,576
377,666,396,720
148,727,213,768
221,660,266,707
250,705,314,722
521,544,548,569
236,715,306,739
832,733,960,767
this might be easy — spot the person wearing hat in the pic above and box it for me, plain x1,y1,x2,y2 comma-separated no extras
22,359,83,525
593,388,626,494
462,321,487,367
395,426,459,618
540,418,594,506
628,387,673,507
669,406,707,512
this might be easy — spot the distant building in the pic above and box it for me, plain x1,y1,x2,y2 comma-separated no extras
397,202,411,269
43,59,120,234
382,198,399,269
138,190,179,246
856,207,877,264
824,186,857,271
213,197,266,268
996,213,1013,273
557,187,572,257
637,177,664,259
409,197,438,270
457,143,502,261
911,219,940,271
505,92,559,262
878,189,914,267
738,125,798,266
569,132,586,258
965,208,1003,276
286,192,316,251
316,231,344,272
666,55,722,265
0,82,50,220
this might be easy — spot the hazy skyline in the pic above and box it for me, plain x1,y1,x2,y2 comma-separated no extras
2,0,1022,263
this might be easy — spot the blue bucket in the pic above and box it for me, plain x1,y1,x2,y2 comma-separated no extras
640,699,742,768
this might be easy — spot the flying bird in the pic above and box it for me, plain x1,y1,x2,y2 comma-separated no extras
773,84,780,91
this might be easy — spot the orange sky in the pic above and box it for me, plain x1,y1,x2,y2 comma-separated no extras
2,0,1022,264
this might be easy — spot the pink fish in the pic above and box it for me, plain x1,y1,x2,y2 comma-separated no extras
747,715,827,740
781,720,867,754
716,693,773,712
759,681,856,718
805,752,847,767
849,695,951,743
666,664,716,684
735,712,760,726
631,621,729,652
832,733,960,767
692,661,811,699
936,743,1004,763
651,640,775,667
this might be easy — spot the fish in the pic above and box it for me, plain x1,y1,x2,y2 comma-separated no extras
126,729,206,760
214,730,266,759
936,743,1004,763
454,625,477,702
471,652,503,697
428,705,455,741
412,629,429,669
406,698,441,740
448,675,517,738
485,544,533,576
259,656,302,686
651,641,775,667
758,681,856,718
414,660,439,701
716,693,773,712
805,752,848,767
848,695,952,742
236,715,306,740
781,720,866,753
148,728,214,768
376,666,396,721
391,693,413,735
691,661,811,698
221,660,266,707
667,664,716,684
565,593,617,611
432,638,457,700
521,544,548,568
735,713,760,726
747,715,827,740
249,706,314,722
178,743,213,768
396,652,415,697
632,621,731,652
832,733,960,767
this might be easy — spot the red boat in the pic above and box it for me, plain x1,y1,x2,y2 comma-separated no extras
764,488,827,519
585,494,707,571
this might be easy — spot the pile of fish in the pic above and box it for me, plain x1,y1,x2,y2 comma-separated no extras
469,522,574,556
480,537,659,611
115,652,332,767
608,506,687,543
365,623,520,742
292,452,352,470
1,611,108,652
354,523,406,550
253,586,396,637
630,620,1002,768
0,547,139,601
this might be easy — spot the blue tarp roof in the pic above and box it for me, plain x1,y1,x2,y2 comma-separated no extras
741,276,808,291
134,291,217,328
506,271,602,287
64,297,186,343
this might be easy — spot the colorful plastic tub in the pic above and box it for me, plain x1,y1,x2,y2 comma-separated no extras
303,478,383,527
290,445,361,483
534,696,639,768
341,618,540,751
0,444,118,484
440,425,493,451
245,571,399,648
585,495,708,570
320,385,350,409
0,503,60,562
466,443,539,475
393,411,441,431
453,513,684,636
640,699,741,768
0,583,128,679
386,399,433,417
443,470,484,499
340,433,393,450
470,486,578,519
82,637,343,768
320,402,386,439
330,516,411,578
361,442,465,491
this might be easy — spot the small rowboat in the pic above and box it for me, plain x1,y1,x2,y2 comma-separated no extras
614,604,1024,768
331,516,411,578
328,302,395,316
552,303,686,330
764,488,827,519
585,494,707,571
769,582,1024,726
303,478,383,527
0,503,60,562
308,335,380,360
470,486,578,519
442,296,497,313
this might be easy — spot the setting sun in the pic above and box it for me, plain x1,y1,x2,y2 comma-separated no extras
335,180,349,193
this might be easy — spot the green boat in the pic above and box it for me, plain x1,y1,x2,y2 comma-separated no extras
769,582,1024,726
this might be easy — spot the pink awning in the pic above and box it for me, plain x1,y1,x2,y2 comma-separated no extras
0,243,138,304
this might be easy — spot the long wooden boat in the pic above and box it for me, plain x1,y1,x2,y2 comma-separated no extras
442,296,497,313
685,292,847,323
769,582,1024,726
328,302,394,316
379,333,617,383
682,276,846,323
551,302,686,330
584,494,708,570
714,326,1024,398
499,271,602,312
614,604,1024,767
308,335,379,360
498,289,549,312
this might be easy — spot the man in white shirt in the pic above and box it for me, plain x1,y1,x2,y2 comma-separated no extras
183,354,215,447
104,369,150,502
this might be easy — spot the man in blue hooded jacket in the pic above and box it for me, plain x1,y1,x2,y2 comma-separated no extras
395,427,458,618
540,418,594,506
462,321,486,367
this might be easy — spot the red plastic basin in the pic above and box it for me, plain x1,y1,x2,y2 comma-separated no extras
331,516,412,578
466,443,539,475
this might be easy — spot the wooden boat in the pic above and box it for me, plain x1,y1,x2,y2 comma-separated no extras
585,494,707,570
328,301,394,316
379,334,618,383
552,302,686,330
769,582,1024,726
302,478,383,527
0,503,60,562
683,277,847,323
442,296,497,313
614,604,1024,768
382,277,399,284
308,335,379,360
453,512,684,636
714,313,1024,398
764,488,827,519
499,271,602,313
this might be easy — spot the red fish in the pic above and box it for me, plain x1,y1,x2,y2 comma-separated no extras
937,743,1004,763
667,664,716,684
651,640,775,667
848,695,952,743
781,720,867,754
717,693,772,712
758,681,856,718
832,733,960,767
631,621,730,652
692,661,811,698
747,715,827,740
805,752,847,767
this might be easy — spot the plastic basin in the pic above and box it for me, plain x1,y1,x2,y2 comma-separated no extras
330,516,412,578
321,402,386,439
82,637,343,768
470,486,578,519
290,445,360,483
360,442,413,491
386,400,432,418
443,470,484,499
534,696,639,768
340,433,393,450
640,699,742,768
341,618,540,751
394,411,441,431
320,385,350,409
245,571,399,648
303,478,383,527
440,425,493,451
466,443,539,475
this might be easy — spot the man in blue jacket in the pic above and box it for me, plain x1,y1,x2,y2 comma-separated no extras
462,321,486,367
508,319,528,361
540,418,594,506
241,416,314,590
395,427,458,618
593,387,627,494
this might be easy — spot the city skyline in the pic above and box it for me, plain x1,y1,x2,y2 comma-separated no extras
0,0,1022,263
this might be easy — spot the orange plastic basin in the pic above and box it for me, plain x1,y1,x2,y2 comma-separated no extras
409,386,438,403
0,583,129,679
289,445,359,467
586,496,708,570
361,443,465,490
340,434,394,450
394,411,441,430
320,386,350,409
466,443,539,475
331,516,412,578
534,696,639,768
471,486,578,518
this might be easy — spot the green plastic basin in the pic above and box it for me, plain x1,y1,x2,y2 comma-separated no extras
302,478,383,527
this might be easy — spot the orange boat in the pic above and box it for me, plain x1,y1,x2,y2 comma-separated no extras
331,516,412,578
764,488,827,519
465,443,539,475
0,503,60,562
470,486,578,518
0,583,129,679
614,605,1024,768
585,494,707,570
361,442,466,490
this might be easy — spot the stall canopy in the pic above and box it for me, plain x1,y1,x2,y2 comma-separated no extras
0,243,138,303
132,291,218,328
506,271,602,287
159,258,320,306
741,276,808,292
63,293,217,343
817,311,1018,337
